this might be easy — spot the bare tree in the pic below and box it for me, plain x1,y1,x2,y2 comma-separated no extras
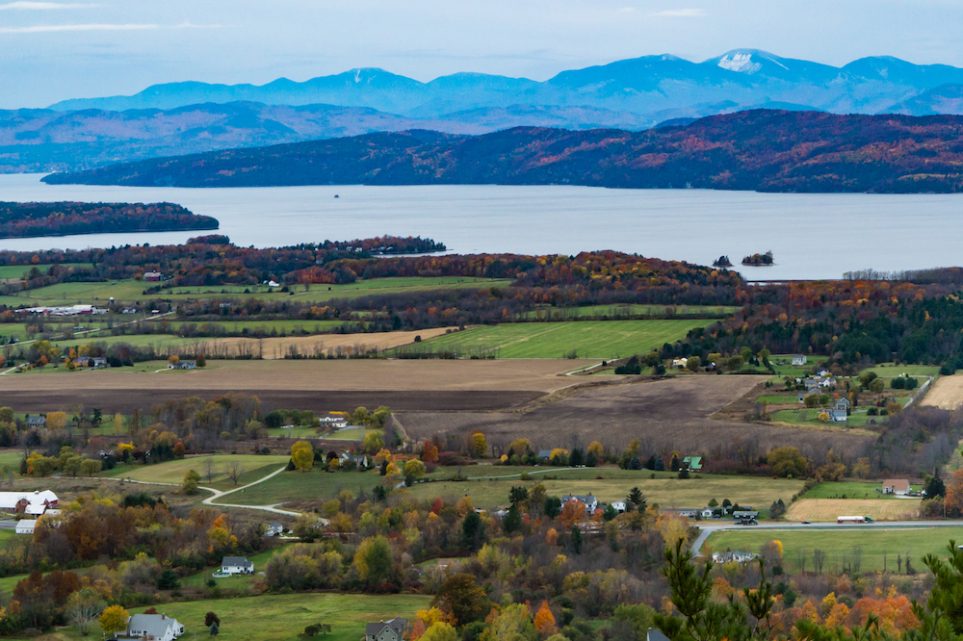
204,458,216,484
812,548,826,574
226,461,242,487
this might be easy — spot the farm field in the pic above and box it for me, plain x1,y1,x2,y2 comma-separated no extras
229,463,804,509
401,375,876,456
0,358,585,393
707,527,963,573
923,375,963,410
861,363,941,380
395,319,712,359
43,592,431,641
522,303,739,320
103,454,289,489
786,498,921,522
193,327,455,359
0,263,93,281
0,276,509,307
801,481,922,500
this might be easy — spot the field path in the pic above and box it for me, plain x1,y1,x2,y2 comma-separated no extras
109,464,304,517
201,465,303,517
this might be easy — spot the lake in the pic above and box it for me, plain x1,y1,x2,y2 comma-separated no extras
0,173,960,280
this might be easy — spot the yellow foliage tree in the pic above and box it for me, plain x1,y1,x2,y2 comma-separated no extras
290,440,314,472
469,432,487,458
46,411,67,430
99,605,130,636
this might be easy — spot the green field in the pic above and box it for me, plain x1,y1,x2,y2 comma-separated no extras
227,463,803,510
180,547,282,591
104,454,289,490
394,319,712,359
47,592,431,641
0,449,23,470
523,304,739,320
860,363,941,380
0,263,93,280
0,276,509,307
707,527,963,573
802,481,922,500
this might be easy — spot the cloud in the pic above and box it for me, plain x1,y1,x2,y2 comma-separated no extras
0,21,220,33
651,8,706,18
0,1,98,9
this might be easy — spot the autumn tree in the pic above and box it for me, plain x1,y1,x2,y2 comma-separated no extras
420,622,458,641
182,469,201,495
767,446,810,478
433,573,491,626
353,535,394,588
480,603,536,641
469,432,487,458
66,587,105,635
533,600,557,637
99,605,130,636
291,440,314,472
403,459,427,486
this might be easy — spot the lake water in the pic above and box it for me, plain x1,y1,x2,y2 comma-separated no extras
0,173,960,280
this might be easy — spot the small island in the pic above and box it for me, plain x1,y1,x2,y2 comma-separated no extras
0,201,218,239
741,250,774,266
712,255,733,268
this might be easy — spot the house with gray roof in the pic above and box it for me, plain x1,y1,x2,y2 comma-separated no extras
221,556,254,575
364,618,407,641
118,613,184,641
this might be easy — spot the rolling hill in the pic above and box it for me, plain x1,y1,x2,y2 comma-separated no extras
42,110,963,193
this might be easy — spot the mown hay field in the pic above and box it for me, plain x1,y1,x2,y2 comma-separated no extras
395,319,713,359
786,498,921,522
707,527,963,573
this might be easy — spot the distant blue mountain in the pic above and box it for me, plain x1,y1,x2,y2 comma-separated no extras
49,49,963,121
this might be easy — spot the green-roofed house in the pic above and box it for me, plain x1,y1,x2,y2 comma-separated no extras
682,456,703,471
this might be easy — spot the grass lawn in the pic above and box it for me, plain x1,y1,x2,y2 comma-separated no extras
0,276,508,307
103,454,289,490
179,547,282,591
522,304,739,320
860,363,941,380
394,319,712,359
232,463,803,511
324,427,371,442
769,407,885,429
756,393,803,405
803,481,922,500
706,527,963,574
44,592,431,641
0,449,23,470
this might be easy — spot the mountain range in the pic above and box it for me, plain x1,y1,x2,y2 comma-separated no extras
43,110,963,194
9,50,963,173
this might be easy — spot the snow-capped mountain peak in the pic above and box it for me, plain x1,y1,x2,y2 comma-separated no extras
716,50,789,74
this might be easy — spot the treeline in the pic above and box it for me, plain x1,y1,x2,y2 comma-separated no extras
0,201,217,239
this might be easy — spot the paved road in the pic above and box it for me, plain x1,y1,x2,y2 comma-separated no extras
692,520,963,556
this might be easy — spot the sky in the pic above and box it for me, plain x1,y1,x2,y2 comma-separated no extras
1,0,963,108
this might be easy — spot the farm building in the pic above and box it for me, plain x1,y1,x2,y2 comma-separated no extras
265,521,285,537
119,613,184,641
169,360,197,370
25,414,46,428
712,550,757,564
365,618,407,641
143,271,164,282
791,355,808,366
0,490,59,515
882,479,911,496
610,500,627,513
647,630,671,641
15,519,37,535
221,556,254,575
